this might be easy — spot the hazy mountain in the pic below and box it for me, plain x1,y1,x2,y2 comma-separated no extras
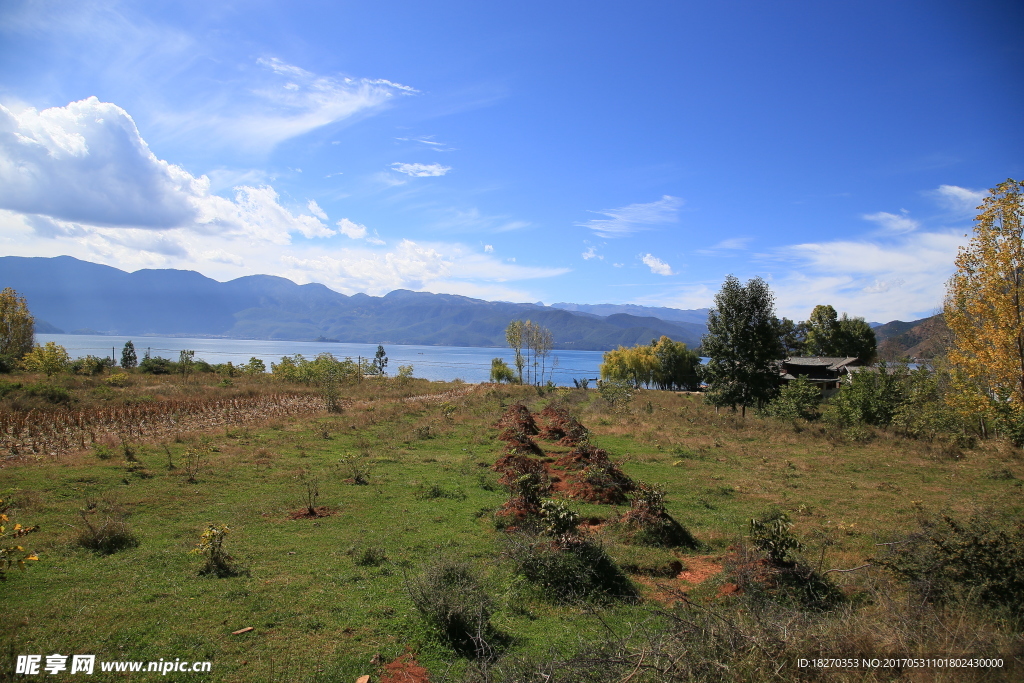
2,256,707,351
551,302,710,326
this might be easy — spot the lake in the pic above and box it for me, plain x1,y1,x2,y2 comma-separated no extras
34,334,608,386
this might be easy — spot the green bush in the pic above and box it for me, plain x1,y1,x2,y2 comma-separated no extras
729,509,844,611
873,513,1024,619
139,356,174,375
762,376,821,421
618,481,699,548
24,383,71,404
504,534,638,604
406,559,497,658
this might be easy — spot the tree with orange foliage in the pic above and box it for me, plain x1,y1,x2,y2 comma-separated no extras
944,179,1024,442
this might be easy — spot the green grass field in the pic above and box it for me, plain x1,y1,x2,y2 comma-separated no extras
2,380,1022,682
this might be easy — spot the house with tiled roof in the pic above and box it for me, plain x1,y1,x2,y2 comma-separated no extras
779,356,861,393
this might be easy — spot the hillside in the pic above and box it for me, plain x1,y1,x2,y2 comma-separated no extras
876,313,951,360
1,256,708,351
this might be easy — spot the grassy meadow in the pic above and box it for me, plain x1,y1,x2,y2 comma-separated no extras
1,372,1022,681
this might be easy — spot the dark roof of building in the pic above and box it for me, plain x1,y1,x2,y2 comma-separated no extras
782,356,860,370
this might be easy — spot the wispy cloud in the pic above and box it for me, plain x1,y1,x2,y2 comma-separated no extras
641,253,673,276
863,210,920,234
931,184,987,214
390,162,451,177
582,246,602,260
395,135,455,152
579,195,682,238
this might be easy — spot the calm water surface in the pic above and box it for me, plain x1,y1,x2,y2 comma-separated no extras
35,334,607,386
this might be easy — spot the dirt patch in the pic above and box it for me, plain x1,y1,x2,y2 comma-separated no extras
287,506,335,520
632,555,725,606
676,555,724,586
379,652,431,683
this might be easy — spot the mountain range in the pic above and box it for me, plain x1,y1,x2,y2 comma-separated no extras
1,256,710,351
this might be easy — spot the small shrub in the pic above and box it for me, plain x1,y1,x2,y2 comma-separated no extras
416,483,467,500
92,443,113,460
762,376,821,421
191,524,242,577
23,383,71,405
104,372,130,388
1,498,40,580
617,481,699,548
406,559,498,659
504,533,638,604
873,512,1024,619
351,545,388,567
726,509,843,610
76,510,139,554
539,499,580,537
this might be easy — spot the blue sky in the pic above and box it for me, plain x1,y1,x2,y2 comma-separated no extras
1,0,1021,322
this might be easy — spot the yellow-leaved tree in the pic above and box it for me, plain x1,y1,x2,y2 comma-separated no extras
944,178,1024,441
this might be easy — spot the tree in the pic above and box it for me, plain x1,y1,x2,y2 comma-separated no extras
803,304,877,362
505,320,525,384
490,358,517,383
22,341,71,378
701,275,785,416
0,287,34,369
652,336,701,391
373,345,388,376
178,350,195,383
121,341,138,369
944,179,1024,440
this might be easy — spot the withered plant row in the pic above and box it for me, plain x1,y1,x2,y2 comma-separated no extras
0,392,328,460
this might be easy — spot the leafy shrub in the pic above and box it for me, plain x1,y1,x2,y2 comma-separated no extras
139,356,174,375
0,380,21,398
489,358,517,383
23,383,71,404
76,510,139,554
504,534,638,604
104,372,130,387
762,376,821,421
597,379,633,409
191,524,242,577
749,509,802,565
406,559,498,658
539,499,580,537
1,498,40,580
728,509,843,610
873,513,1024,619
618,481,698,548
71,355,110,376
92,443,113,460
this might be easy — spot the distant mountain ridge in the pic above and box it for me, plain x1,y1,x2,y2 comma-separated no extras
1,256,709,351
875,314,951,360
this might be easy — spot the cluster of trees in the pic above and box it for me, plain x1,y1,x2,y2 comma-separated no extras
492,320,555,385
599,336,701,390
779,305,877,361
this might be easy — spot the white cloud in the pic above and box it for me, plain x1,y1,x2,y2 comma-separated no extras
307,200,328,220
581,246,602,260
932,184,987,214
0,98,335,244
337,218,368,240
579,195,682,238
484,244,494,253
390,162,451,177
712,237,751,250
863,210,920,234
642,253,673,276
